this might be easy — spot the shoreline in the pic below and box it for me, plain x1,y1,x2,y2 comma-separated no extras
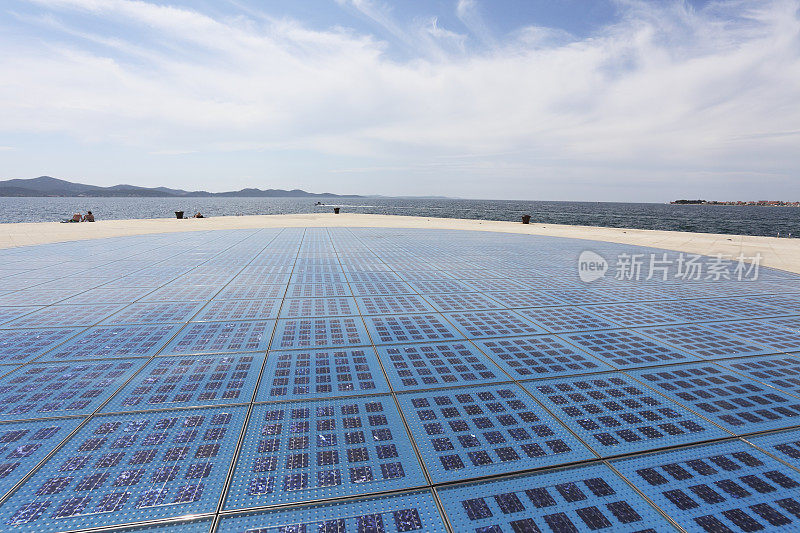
1,212,799,274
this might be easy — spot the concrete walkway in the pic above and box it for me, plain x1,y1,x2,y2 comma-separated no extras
1,213,798,273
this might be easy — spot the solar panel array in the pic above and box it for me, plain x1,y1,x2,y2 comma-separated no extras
0,226,798,532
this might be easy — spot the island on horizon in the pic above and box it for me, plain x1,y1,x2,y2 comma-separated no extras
671,199,800,206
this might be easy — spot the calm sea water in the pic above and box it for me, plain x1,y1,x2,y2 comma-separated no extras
0,196,797,237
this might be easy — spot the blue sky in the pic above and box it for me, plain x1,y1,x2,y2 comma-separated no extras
0,0,798,200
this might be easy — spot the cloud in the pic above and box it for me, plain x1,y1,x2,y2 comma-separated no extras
1,0,799,198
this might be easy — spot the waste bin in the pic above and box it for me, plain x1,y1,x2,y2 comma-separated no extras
175,211,184,219
521,214,531,224
333,207,340,214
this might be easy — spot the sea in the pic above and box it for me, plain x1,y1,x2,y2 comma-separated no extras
0,196,797,237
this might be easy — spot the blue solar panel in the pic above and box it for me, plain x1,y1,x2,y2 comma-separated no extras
355,295,435,315
346,271,403,282
0,327,82,364
62,287,156,304
213,284,286,301
140,285,221,302
272,317,371,350
397,384,593,483
463,279,533,292
704,320,800,352
377,342,505,391
40,324,183,362
103,302,206,325
0,360,143,421
0,418,82,499
438,462,666,532
641,299,738,322
4,304,125,328
485,290,567,309
692,298,788,318
279,297,358,318
348,280,415,296
474,335,613,379
0,405,247,532
629,363,800,434
717,355,800,397
285,283,352,298
224,397,426,509
257,348,389,401
636,323,773,360
612,440,800,532
562,329,700,369
748,428,800,465
102,354,264,413
289,271,347,284
364,314,464,345
580,303,682,328
444,310,545,339
517,306,619,333
524,373,729,456
425,293,504,312
161,321,275,355
0,306,40,327
0,289,79,307
109,517,213,533
407,280,474,294
218,490,446,532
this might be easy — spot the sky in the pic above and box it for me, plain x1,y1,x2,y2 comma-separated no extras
0,0,799,201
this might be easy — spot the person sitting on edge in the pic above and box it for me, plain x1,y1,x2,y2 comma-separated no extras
71,213,81,222
82,211,95,222
194,212,204,218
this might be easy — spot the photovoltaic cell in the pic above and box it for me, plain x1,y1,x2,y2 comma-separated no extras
629,363,800,434
0,360,142,421
102,302,206,325
397,384,593,483
748,428,800,466
705,320,800,352
438,462,666,533
62,287,156,304
161,321,275,355
285,284,351,298
485,290,567,309
474,335,613,380
637,323,773,360
224,397,426,509
0,306,40,327
444,310,545,339
213,284,286,301
355,295,435,315
41,324,183,362
524,373,729,456
279,297,358,318
424,293,504,312
0,405,247,532
102,354,265,413
257,348,389,401
5,304,126,328
272,318,371,350
0,418,82,499
218,490,447,533
140,285,221,302
364,314,464,345
517,306,620,333
716,355,800,397
377,342,504,391
0,328,82,364
348,281,415,296
613,440,800,532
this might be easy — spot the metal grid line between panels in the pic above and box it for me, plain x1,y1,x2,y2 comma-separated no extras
256,348,390,402
224,396,427,509
612,440,800,532
628,363,800,434
523,373,730,457
397,384,594,483
0,405,248,532
376,342,506,391
437,462,668,533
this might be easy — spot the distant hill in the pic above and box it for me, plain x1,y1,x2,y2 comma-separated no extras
0,177,362,198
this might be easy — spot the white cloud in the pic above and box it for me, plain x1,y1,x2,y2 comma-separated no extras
1,0,799,198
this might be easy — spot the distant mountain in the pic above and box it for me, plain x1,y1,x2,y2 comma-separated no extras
0,177,362,198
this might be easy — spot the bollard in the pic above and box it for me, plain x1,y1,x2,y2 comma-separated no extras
333,207,340,214
175,211,184,219
521,214,531,224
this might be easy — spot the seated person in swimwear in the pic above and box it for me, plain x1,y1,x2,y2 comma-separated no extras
82,211,95,222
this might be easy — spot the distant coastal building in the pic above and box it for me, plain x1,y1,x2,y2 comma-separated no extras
671,199,800,206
